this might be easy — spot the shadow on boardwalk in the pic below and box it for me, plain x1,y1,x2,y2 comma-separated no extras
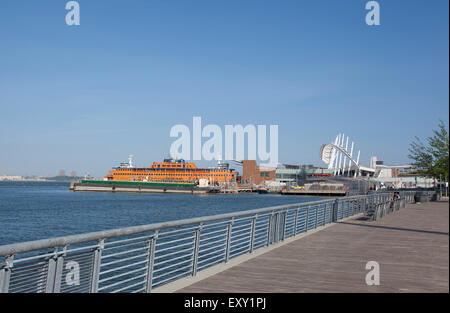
337,221,449,236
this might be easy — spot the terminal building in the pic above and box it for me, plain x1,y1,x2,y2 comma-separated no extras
367,156,435,188
241,160,333,186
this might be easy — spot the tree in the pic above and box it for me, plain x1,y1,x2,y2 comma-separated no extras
408,121,449,180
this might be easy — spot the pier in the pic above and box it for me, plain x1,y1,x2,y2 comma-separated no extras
219,186,254,193
1,191,447,293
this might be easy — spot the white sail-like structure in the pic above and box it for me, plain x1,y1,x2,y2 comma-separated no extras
320,134,361,176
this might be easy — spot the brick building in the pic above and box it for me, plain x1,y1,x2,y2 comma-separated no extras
242,160,276,185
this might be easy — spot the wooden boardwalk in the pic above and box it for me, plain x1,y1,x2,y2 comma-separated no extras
178,199,449,293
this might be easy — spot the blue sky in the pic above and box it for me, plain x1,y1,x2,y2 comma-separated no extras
0,0,448,177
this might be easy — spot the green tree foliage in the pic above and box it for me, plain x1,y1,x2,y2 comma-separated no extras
408,121,449,180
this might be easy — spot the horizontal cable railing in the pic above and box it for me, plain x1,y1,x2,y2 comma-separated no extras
0,191,416,293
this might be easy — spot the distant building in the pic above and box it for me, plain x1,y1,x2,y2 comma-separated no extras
58,170,66,177
276,167,304,183
242,160,333,185
70,171,77,177
276,164,333,183
370,157,416,178
242,160,276,185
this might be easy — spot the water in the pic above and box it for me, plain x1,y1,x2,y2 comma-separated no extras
0,181,323,246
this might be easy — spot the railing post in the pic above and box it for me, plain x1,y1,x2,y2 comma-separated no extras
0,255,13,293
225,218,234,263
45,253,56,293
305,206,310,231
293,208,299,236
273,211,279,243
45,248,64,293
53,247,66,293
332,199,339,222
90,239,104,293
145,232,158,293
0,269,5,293
322,204,326,225
266,212,273,246
314,206,318,229
249,215,257,253
192,224,202,276
281,211,287,241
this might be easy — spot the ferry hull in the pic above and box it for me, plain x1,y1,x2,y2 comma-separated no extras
70,180,219,194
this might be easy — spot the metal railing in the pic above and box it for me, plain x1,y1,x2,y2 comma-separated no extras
0,191,416,293
366,196,406,221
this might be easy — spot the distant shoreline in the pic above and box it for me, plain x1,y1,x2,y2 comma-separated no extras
0,176,85,183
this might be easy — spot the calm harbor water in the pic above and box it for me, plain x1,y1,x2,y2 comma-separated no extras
0,181,323,246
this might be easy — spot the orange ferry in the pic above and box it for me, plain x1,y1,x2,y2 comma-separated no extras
104,155,237,184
